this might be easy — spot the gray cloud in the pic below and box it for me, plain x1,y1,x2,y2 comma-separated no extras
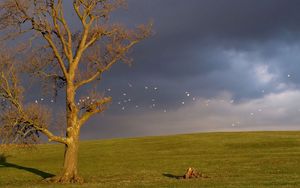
104,0,300,96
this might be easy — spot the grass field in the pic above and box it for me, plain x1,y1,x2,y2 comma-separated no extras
0,131,300,188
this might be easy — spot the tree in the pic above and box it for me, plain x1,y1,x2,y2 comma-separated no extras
0,0,151,183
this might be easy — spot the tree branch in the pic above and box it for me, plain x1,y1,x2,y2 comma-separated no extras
12,0,69,79
43,34,69,79
34,125,67,144
78,96,112,126
75,40,138,89
50,0,73,63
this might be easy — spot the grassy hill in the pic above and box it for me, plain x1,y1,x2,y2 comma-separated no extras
0,131,300,188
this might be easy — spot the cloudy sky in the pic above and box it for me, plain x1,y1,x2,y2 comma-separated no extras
77,0,300,139
26,0,300,139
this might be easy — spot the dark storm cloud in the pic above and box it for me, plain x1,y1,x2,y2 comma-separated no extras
100,0,300,101
125,0,300,40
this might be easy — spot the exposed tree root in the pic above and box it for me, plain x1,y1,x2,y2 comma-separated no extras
45,175,84,184
179,167,209,179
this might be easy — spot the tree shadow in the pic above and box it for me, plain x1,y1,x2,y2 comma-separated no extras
0,154,54,179
162,173,182,179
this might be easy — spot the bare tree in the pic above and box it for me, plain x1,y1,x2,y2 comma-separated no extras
0,0,151,183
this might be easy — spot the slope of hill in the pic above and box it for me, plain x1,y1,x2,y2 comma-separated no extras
1,131,300,188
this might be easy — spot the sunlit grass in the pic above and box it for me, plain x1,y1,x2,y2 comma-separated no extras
1,131,300,187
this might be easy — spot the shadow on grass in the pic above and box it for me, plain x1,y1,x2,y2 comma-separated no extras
0,154,54,179
162,173,182,179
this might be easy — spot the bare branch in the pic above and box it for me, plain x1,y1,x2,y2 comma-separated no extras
0,49,67,145
34,126,67,144
50,0,73,62
43,34,69,79
78,94,112,126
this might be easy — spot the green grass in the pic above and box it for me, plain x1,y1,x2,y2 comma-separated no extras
1,131,300,187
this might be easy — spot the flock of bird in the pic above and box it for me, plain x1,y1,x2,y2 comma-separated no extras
105,83,198,113
30,74,294,127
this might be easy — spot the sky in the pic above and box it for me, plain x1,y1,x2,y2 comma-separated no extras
31,0,300,139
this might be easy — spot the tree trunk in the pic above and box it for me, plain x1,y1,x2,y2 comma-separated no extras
47,133,83,183
46,83,83,183
60,138,80,181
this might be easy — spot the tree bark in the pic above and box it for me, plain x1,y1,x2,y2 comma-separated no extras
47,83,83,183
47,129,83,183
46,126,83,183
60,138,82,182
